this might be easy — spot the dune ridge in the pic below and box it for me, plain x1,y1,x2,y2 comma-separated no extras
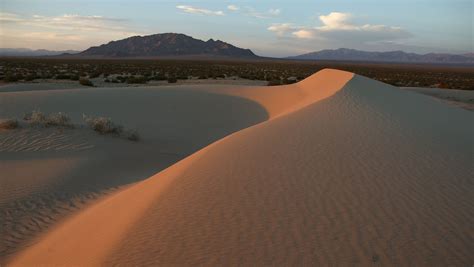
7,69,474,266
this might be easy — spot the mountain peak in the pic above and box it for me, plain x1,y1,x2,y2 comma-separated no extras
79,33,257,58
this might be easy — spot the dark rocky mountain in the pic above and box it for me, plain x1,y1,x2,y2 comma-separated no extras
288,48,474,64
78,33,257,58
0,48,79,57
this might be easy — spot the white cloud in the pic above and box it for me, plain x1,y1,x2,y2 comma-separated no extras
0,12,143,50
268,9,281,16
269,12,412,43
292,30,315,39
227,5,239,11
267,23,297,36
244,7,281,19
176,5,225,16
0,12,24,23
319,12,355,30
26,14,131,32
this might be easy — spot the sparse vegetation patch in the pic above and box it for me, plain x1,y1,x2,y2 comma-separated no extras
1,57,473,89
79,77,94,86
0,119,19,130
82,114,139,141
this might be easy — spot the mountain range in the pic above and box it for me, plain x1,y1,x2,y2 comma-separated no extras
1,33,472,64
0,48,80,57
288,48,474,64
77,33,256,58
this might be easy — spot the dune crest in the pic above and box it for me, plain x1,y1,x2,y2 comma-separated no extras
223,68,354,118
8,69,473,266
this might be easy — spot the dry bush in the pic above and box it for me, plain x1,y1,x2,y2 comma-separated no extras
24,111,72,127
82,114,123,135
82,114,140,141
45,112,73,127
24,110,46,125
267,80,282,86
0,119,19,130
124,129,140,141
79,78,94,86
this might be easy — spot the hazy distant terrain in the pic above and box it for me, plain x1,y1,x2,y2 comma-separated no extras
289,48,474,64
0,48,79,57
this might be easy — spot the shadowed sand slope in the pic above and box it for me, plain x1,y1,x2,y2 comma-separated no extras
9,70,474,266
0,86,269,261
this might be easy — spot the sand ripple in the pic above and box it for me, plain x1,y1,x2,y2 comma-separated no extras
0,128,94,152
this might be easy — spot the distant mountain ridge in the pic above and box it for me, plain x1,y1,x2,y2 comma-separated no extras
0,48,80,57
78,33,257,58
289,48,474,64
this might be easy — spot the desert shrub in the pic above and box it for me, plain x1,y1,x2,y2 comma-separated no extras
167,76,178,83
4,74,20,82
79,78,94,86
124,129,140,141
45,112,72,127
89,72,101,79
70,75,80,81
267,80,282,86
282,77,297,84
55,74,71,80
127,76,147,84
83,114,123,135
24,110,46,125
152,75,167,81
25,74,38,81
116,76,127,83
0,119,19,130
24,111,73,127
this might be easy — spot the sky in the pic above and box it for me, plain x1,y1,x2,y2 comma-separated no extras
0,0,472,57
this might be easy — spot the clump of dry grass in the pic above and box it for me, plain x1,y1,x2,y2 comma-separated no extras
79,77,94,87
11,110,140,142
124,129,140,141
82,114,140,141
24,111,73,128
45,112,72,127
0,119,19,130
82,114,123,135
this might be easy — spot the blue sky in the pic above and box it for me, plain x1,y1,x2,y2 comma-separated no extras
1,0,472,56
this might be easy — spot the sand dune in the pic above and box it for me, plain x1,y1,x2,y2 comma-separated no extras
0,85,269,261
3,69,473,266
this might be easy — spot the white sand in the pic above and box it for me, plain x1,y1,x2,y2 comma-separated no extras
2,69,473,266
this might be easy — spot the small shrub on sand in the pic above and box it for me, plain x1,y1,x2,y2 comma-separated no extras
167,76,178,83
83,114,123,135
45,112,72,127
127,76,147,84
24,110,46,125
82,114,140,141
79,78,94,87
125,129,140,141
0,119,19,130
267,80,282,86
24,111,72,127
